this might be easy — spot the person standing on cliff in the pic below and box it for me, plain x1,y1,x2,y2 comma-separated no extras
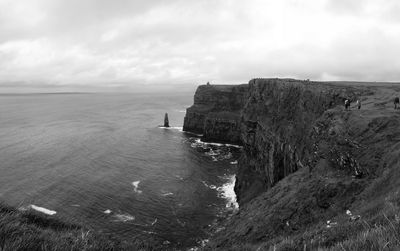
344,99,350,111
356,99,361,110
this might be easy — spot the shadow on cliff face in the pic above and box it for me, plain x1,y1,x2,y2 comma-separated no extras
202,79,400,250
234,79,370,205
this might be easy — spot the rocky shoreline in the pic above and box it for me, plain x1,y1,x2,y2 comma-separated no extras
183,78,400,250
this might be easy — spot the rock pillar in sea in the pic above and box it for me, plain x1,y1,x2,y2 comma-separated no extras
164,113,170,127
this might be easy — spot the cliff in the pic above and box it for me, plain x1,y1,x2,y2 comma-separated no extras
184,78,400,250
235,78,370,204
183,84,248,144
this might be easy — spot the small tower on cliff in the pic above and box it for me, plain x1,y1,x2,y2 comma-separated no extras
164,113,169,127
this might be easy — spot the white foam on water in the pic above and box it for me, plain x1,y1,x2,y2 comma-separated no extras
162,192,174,196
230,160,238,165
190,137,242,149
158,126,183,131
217,175,239,210
185,131,203,137
202,181,218,190
205,142,224,147
132,181,143,194
131,218,158,227
103,209,112,214
114,213,135,222
190,138,204,148
30,205,57,215
205,149,219,156
223,152,232,159
225,144,243,149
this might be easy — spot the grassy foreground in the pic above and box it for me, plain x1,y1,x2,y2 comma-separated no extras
220,196,400,251
0,203,154,251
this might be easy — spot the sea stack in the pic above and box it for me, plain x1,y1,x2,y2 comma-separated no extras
164,113,169,127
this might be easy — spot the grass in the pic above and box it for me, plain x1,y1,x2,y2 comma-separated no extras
221,198,400,251
0,203,156,251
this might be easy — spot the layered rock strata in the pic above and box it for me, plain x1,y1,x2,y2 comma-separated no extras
183,84,248,144
184,78,372,204
235,78,369,204
184,78,400,249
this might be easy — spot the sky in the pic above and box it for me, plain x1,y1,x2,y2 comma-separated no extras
0,0,399,92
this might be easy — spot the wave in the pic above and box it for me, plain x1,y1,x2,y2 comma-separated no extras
150,218,158,226
191,138,242,149
184,131,203,137
162,192,174,196
158,126,183,131
202,181,217,190
132,181,143,194
143,230,156,235
201,176,238,209
190,138,241,151
103,209,112,214
205,149,219,156
230,160,238,165
29,205,57,215
191,138,236,162
114,213,135,222
217,175,239,210
132,218,158,227
225,144,243,149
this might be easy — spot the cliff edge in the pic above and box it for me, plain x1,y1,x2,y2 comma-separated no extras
183,84,248,144
184,78,400,250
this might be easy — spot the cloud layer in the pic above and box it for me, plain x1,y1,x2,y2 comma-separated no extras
0,0,399,92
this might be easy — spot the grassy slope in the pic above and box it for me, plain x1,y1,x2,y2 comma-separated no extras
227,196,400,251
0,203,155,251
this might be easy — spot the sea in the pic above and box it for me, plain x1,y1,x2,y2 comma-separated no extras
0,92,241,249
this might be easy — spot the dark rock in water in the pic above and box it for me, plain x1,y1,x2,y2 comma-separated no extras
164,113,169,127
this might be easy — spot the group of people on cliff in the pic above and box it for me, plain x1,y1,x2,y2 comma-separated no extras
344,97,400,110
344,99,361,111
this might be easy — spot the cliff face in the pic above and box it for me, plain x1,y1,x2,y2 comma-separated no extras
183,84,247,144
183,79,366,204
185,79,400,250
235,79,364,204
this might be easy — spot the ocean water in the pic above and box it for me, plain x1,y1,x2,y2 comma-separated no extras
0,93,240,249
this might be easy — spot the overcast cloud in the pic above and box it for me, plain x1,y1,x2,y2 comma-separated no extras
0,0,399,92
